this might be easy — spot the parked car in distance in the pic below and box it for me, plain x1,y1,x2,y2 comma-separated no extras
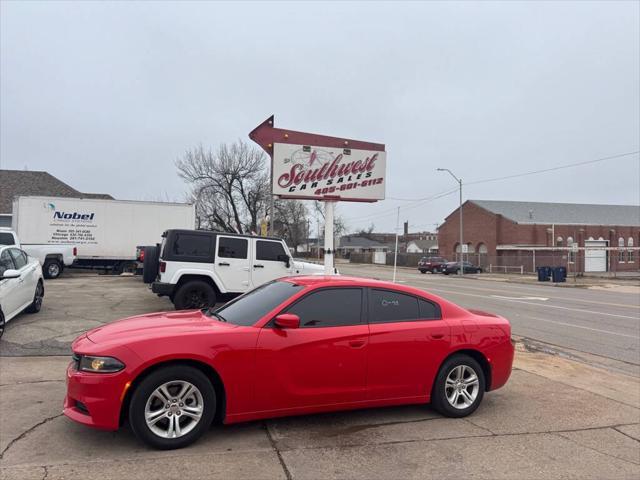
441,261,483,275
65,275,514,450
151,229,324,310
418,256,448,274
0,245,44,338
0,228,76,279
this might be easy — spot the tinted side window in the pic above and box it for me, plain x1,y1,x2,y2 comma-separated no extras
0,232,15,245
218,237,248,259
419,299,441,320
9,249,27,269
173,234,212,257
0,250,15,275
286,288,362,327
370,289,419,324
256,240,287,261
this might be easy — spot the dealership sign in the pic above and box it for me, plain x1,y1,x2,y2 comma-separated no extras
249,115,386,203
272,143,386,201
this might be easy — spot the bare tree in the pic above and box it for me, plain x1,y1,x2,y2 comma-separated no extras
176,140,270,233
313,200,348,239
274,200,309,251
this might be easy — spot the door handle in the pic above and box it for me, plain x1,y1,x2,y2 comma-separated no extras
253,264,264,269
430,333,444,340
348,340,366,348
218,262,230,266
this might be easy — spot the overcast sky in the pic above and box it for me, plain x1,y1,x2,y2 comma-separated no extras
1,0,638,234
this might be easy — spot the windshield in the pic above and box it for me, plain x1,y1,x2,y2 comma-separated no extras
207,280,304,326
0,232,15,246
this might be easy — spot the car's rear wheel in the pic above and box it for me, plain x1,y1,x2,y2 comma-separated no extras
43,259,62,279
419,269,426,274
25,281,44,313
431,354,485,418
173,281,216,310
0,311,5,339
129,365,216,450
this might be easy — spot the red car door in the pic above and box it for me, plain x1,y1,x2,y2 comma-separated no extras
366,288,451,401
254,287,369,414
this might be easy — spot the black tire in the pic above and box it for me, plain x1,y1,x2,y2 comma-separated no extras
142,246,159,284
173,280,216,310
0,310,5,339
25,281,44,314
128,365,216,450
419,269,426,274
431,354,485,418
477,268,483,274
43,259,62,279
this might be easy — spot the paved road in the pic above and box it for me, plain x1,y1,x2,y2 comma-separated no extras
339,264,640,376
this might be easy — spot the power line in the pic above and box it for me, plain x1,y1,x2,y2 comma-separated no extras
341,149,639,227
466,150,639,187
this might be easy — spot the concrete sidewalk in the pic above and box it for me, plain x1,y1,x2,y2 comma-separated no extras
1,349,638,480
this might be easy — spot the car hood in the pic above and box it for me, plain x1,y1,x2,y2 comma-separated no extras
292,259,326,274
85,310,235,345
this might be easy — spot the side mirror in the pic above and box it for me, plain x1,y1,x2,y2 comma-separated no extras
0,269,20,280
274,313,300,329
278,254,291,268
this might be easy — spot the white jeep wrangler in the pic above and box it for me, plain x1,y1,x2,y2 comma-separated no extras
151,229,325,310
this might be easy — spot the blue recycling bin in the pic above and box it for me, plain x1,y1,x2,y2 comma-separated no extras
551,266,566,283
536,266,551,281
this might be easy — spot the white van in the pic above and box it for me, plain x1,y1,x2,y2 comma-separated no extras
151,229,325,309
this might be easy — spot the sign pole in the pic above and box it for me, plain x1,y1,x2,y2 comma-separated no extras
393,206,399,282
324,201,335,274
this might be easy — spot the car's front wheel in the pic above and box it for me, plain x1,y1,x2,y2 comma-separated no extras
25,281,44,313
0,311,5,339
129,365,216,450
431,354,485,418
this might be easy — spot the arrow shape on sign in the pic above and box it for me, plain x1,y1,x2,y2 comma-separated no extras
491,295,549,301
249,115,385,156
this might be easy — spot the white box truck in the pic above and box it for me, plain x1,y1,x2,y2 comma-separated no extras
11,196,195,271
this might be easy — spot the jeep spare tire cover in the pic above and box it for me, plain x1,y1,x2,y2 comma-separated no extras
142,245,159,284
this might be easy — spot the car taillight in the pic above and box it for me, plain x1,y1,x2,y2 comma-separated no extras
139,249,145,262
73,247,77,256
159,261,166,273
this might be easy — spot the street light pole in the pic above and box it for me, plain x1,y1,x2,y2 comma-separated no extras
437,168,463,276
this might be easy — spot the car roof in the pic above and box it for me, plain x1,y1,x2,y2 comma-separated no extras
282,275,419,290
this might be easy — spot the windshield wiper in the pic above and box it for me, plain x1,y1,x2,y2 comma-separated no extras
210,311,227,323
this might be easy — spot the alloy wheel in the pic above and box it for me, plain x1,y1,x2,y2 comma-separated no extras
445,365,479,409
186,290,208,309
34,283,44,310
144,380,204,439
48,263,60,278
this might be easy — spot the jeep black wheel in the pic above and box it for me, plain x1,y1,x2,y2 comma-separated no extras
173,281,216,310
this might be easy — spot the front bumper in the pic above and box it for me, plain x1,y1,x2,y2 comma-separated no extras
151,281,174,297
63,362,128,431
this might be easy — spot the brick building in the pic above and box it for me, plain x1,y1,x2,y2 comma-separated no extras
438,200,640,273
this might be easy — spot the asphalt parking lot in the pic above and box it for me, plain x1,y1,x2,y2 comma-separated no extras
1,272,639,479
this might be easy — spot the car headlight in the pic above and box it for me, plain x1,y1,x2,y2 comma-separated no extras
78,355,125,373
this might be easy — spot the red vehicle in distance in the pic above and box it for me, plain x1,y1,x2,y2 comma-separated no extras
64,276,514,450
418,256,449,274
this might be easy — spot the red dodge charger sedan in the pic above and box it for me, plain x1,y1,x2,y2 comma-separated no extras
64,276,514,449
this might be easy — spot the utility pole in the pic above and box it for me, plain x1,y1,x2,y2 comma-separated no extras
437,168,464,276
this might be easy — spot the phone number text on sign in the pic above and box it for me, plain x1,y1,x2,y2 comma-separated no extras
272,143,386,202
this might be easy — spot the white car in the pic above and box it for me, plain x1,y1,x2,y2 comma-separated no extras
0,245,44,338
